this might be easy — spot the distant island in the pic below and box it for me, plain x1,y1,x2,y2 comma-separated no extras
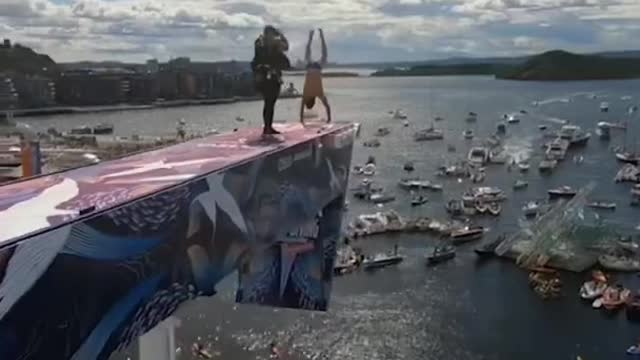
371,50,640,81
284,70,360,77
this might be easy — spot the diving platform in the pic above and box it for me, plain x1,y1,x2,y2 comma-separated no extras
0,122,355,359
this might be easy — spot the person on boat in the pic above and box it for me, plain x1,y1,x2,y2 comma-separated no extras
300,29,331,124
251,25,290,135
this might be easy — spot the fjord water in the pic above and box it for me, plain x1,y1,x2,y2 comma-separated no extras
22,75,640,360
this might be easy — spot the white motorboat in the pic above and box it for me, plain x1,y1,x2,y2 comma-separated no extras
513,179,529,190
558,125,590,147
518,161,530,172
507,113,520,124
467,147,489,166
616,151,640,165
403,120,409,127
600,102,609,112
548,186,577,198
450,225,485,244
522,201,541,217
362,163,376,176
369,192,396,204
398,178,443,191
587,201,616,210
363,252,404,270
579,281,607,300
463,129,474,139
538,159,557,173
596,122,611,140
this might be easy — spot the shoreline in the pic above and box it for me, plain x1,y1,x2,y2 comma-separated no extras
6,93,302,118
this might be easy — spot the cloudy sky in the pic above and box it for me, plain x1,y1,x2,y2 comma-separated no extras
1,0,640,63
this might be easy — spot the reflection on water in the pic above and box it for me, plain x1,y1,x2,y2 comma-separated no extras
35,76,640,360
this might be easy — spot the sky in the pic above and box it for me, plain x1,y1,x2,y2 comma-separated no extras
1,0,640,63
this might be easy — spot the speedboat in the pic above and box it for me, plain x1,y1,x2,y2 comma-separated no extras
447,144,456,152
463,129,474,139
375,127,391,136
548,186,577,198
450,225,485,244
392,109,407,119
235,116,245,122
616,151,640,165
586,201,616,210
506,113,520,124
522,201,541,217
434,116,444,121
414,127,444,141
538,124,548,131
627,344,640,356
369,192,395,204
513,179,529,190
579,280,607,300
630,105,638,114
398,178,443,191
426,245,456,265
600,101,609,112
518,161,530,172
598,254,640,272
467,147,489,166
363,252,404,271
474,234,505,256
403,161,415,172
488,202,501,216
411,195,428,206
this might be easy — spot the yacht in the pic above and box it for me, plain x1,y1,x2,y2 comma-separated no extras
548,185,577,198
467,147,489,166
450,225,485,244
558,125,590,147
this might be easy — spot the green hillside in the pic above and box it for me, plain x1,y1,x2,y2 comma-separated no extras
0,43,58,76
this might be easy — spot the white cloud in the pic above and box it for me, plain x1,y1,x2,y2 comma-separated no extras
0,0,638,62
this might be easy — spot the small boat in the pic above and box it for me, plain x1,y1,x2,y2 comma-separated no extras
434,116,444,122
392,109,408,119
468,147,489,166
463,129,474,139
601,286,630,311
398,178,443,191
630,105,638,114
375,127,391,136
466,112,478,122
506,113,520,124
519,109,528,114
93,123,114,135
616,151,640,165
70,125,92,135
598,254,640,272
488,202,501,216
522,201,541,217
363,138,381,147
363,252,404,270
426,245,456,265
496,122,506,134
538,124,548,131
596,121,611,140
403,161,415,172
235,116,245,122
548,186,577,199
450,225,485,244
414,126,444,141
621,95,633,101
470,171,485,183
369,193,395,204
538,159,557,173
579,280,607,300
475,202,488,214
411,195,428,206
403,120,409,127
518,161,530,172
447,144,456,152
513,180,529,190
446,200,464,216
366,155,376,165
600,101,609,112
474,234,505,256
362,163,376,176
587,201,616,210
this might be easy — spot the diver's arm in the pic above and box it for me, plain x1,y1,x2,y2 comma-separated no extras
319,28,327,66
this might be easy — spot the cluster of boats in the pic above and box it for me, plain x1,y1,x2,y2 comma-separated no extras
69,123,114,135
529,268,562,300
579,270,640,317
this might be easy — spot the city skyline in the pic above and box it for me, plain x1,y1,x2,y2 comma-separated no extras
2,0,640,63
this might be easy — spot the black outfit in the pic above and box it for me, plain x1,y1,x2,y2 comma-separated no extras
251,36,290,134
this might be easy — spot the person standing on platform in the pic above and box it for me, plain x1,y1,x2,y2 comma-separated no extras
300,29,331,124
251,25,290,135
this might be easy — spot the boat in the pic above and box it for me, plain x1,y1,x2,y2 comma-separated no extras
362,163,376,176
548,186,577,198
596,122,611,140
375,127,391,136
558,125,591,147
598,254,640,272
446,199,464,216
474,234,505,256
517,161,530,172
463,129,474,139
538,159,557,173
450,225,485,244
93,123,114,135
579,280,607,300
600,101,609,112
363,138,381,147
235,116,245,122
600,286,630,311
70,125,92,135
506,113,520,124
475,202,488,214
488,202,501,216
496,122,506,134
626,292,640,321
403,161,415,172
403,120,409,127
369,193,395,204
616,151,640,165
414,126,444,141
622,95,633,101
513,180,528,190
447,144,456,152
627,345,640,356
392,109,408,119
520,109,528,114
545,138,569,160
333,247,360,275
470,171,485,183
462,186,506,204
398,178,443,191
586,201,616,210
362,252,404,271
630,105,638,114
410,195,428,206
466,112,478,122
426,245,456,265
467,147,489,166
538,124,548,131
522,201,541,217
366,155,376,165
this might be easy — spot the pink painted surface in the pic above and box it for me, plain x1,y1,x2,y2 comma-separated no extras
0,122,353,247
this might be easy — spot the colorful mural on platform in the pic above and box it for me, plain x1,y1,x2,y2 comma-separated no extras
0,123,354,359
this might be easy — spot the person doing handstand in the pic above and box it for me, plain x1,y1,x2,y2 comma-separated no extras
300,29,331,124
